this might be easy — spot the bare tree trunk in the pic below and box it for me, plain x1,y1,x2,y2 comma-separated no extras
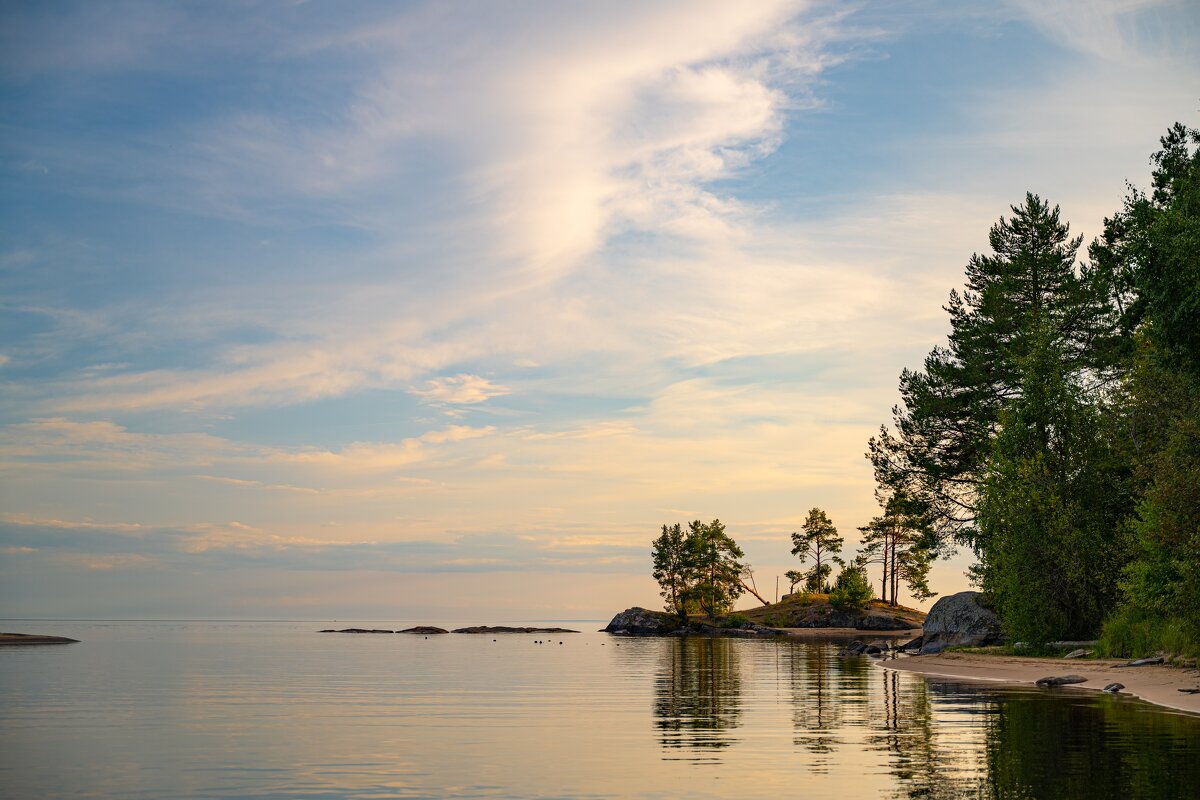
740,579,771,607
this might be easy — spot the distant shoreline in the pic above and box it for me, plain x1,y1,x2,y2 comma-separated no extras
879,651,1200,715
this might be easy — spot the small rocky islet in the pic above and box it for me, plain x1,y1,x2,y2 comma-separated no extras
0,632,79,645
319,626,580,634
602,592,927,639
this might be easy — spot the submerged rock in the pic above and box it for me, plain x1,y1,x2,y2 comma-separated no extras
920,592,1002,654
1035,675,1088,687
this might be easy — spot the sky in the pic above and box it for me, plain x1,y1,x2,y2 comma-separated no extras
2,0,1198,621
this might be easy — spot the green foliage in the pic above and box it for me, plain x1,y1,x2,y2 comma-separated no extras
722,613,749,629
857,491,937,604
762,612,787,628
652,523,689,621
791,508,843,593
829,564,873,610
1091,123,1200,656
868,194,1125,548
975,327,1129,643
1097,606,1199,661
650,519,745,621
783,569,803,593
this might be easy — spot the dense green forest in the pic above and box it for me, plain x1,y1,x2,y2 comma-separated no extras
868,122,1200,655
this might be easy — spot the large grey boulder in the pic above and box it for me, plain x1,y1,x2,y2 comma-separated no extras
920,591,1002,654
603,607,674,636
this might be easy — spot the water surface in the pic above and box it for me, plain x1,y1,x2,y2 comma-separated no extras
2,620,1198,798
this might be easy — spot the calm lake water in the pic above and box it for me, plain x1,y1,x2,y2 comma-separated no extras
2,620,1199,799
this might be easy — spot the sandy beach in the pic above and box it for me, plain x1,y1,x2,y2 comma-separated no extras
880,651,1200,714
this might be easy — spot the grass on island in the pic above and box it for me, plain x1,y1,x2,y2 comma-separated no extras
734,592,926,629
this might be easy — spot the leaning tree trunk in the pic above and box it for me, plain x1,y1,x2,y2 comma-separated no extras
740,579,770,607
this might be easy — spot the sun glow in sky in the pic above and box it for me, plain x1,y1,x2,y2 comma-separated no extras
2,1,1198,620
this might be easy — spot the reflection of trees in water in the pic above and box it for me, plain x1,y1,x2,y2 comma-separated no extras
982,690,1200,799
788,642,849,758
868,674,987,799
653,638,742,757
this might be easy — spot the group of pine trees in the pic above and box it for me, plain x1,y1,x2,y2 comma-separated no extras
648,122,1196,653
868,122,1199,652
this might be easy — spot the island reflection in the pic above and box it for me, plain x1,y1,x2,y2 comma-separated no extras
654,637,742,759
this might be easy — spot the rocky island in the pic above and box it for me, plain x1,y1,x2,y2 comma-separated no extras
0,632,79,645
605,592,925,638
319,625,579,634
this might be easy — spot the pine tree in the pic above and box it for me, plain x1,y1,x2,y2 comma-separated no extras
685,519,746,618
652,520,746,621
857,492,936,605
869,194,1125,549
975,326,1128,643
791,508,843,593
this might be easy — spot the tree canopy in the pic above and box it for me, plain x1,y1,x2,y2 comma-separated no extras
651,519,745,621
791,508,843,593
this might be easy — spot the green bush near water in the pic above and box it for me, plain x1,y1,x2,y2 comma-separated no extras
1097,607,1198,661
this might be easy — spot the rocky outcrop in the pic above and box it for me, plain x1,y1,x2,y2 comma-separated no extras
603,607,675,636
397,626,449,634
766,603,924,630
603,608,784,638
320,628,394,634
920,591,1002,654
452,626,579,634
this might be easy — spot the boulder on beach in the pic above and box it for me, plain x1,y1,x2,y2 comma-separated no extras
920,591,1002,654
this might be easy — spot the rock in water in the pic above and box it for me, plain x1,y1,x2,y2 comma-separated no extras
1035,675,1088,687
920,592,1003,654
397,626,449,635
602,608,674,636
1063,649,1092,659
1103,683,1125,693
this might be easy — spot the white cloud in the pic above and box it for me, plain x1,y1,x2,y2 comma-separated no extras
412,374,510,405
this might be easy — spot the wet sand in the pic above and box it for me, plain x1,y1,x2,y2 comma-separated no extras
880,651,1200,714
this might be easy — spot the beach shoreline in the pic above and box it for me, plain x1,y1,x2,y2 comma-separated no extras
879,651,1200,715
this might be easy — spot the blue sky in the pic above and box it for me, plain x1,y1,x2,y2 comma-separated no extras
2,0,1198,620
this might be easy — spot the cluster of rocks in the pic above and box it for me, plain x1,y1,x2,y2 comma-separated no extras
602,608,782,638
837,640,884,657
319,625,579,635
